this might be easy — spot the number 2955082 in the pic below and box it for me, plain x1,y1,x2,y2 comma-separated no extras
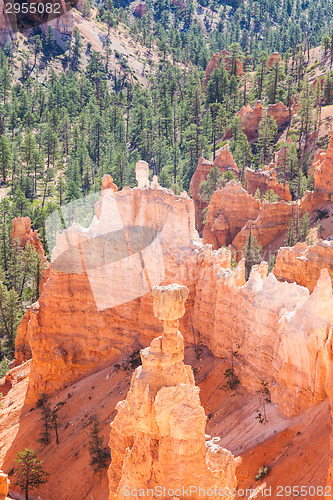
5,2,61,14
277,486,331,497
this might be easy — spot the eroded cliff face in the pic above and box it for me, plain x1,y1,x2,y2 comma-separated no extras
192,255,333,417
108,284,237,500
22,185,199,403
191,159,291,234
202,181,295,254
11,216,46,261
314,129,333,193
273,240,333,292
203,49,242,89
245,167,292,201
203,182,261,248
234,101,290,142
17,174,333,424
0,471,9,500
189,151,239,233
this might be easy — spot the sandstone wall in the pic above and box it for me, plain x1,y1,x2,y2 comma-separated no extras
273,240,333,292
189,151,239,233
16,180,333,424
314,130,333,193
203,182,261,248
191,253,333,417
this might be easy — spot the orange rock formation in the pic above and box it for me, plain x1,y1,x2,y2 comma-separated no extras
232,199,296,257
189,150,239,232
202,181,294,253
203,49,243,88
314,129,333,192
203,181,261,248
273,240,333,292
245,167,292,201
134,3,147,17
0,471,8,500
235,100,290,142
192,254,333,417
21,184,198,403
11,216,46,261
108,283,237,499
267,52,281,68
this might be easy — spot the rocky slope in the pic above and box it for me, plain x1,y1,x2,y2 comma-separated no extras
3,155,333,498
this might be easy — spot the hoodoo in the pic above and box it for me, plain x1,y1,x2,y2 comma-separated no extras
108,284,237,499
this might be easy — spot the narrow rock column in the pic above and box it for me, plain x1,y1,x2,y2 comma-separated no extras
108,284,237,500
136,161,149,188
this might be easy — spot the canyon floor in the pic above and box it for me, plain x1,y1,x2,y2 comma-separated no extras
0,346,330,499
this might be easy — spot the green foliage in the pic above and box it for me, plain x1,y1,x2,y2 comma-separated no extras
263,189,279,202
299,211,310,242
243,225,262,280
255,381,271,424
220,344,240,391
14,449,49,500
37,393,52,445
284,217,297,247
256,113,277,167
199,165,223,204
88,417,110,471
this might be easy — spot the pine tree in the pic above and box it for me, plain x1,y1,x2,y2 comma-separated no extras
243,224,262,280
199,165,223,204
257,113,277,167
284,217,297,247
299,211,310,242
14,449,49,500
88,417,110,471
0,135,12,183
37,393,52,445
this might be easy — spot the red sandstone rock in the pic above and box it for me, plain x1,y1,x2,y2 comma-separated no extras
192,255,333,416
232,200,296,257
0,471,9,500
11,217,46,262
245,167,292,201
133,3,146,17
309,148,326,177
273,240,333,292
189,151,239,232
203,49,243,89
314,129,333,192
235,101,290,142
267,101,290,129
15,172,333,426
203,182,261,248
108,284,237,499
235,101,263,142
23,185,199,403
267,52,281,69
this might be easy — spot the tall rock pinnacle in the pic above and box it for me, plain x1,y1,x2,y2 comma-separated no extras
108,284,237,499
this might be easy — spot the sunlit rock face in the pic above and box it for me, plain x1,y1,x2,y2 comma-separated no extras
0,471,8,500
203,181,261,248
15,163,333,427
11,216,46,262
314,129,333,193
234,100,290,142
108,284,237,500
273,240,333,292
189,151,239,233
21,182,199,403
